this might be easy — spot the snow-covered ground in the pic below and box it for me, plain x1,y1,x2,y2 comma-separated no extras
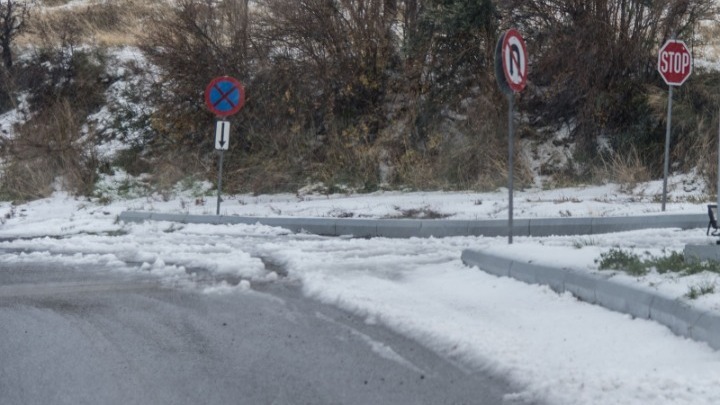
1,178,720,405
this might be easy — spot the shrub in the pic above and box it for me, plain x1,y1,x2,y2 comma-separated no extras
0,31,109,200
596,249,720,277
686,281,716,300
652,251,687,274
0,99,98,199
595,248,647,276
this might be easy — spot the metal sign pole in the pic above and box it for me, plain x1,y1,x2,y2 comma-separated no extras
495,28,527,245
508,93,515,244
216,149,224,216
717,106,720,211
204,77,245,216
662,85,674,211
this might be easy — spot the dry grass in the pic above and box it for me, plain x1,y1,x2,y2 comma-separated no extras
38,0,72,6
144,148,213,197
1,99,98,200
20,0,172,47
599,146,651,192
686,111,720,196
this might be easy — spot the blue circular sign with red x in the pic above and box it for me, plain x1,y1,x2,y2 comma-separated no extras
205,76,245,117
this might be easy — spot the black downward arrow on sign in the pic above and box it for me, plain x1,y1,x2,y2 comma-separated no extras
217,121,228,149
219,124,226,147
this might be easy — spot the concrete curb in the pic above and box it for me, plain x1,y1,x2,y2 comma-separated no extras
461,249,720,350
684,244,720,262
118,211,707,238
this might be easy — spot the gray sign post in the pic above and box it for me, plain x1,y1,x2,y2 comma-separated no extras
495,29,528,244
215,120,230,215
507,94,514,243
657,39,692,211
204,76,246,215
662,86,673,212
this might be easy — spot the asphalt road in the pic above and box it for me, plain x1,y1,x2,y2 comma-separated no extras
0,260,533,405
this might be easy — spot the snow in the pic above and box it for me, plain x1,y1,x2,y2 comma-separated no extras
84,169,709,221
0,93,29,140
1,179,720,404
87,47,157,161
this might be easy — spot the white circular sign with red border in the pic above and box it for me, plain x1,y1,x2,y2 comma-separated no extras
501,29,528,93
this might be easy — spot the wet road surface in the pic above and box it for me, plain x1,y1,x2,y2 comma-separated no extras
0,260,533,405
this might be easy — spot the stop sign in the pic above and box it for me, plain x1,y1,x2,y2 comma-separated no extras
658,40,692,86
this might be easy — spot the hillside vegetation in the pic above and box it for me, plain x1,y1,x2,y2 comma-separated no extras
1,0,719,200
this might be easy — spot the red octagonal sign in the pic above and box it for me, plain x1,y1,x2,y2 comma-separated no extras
658,40,692,86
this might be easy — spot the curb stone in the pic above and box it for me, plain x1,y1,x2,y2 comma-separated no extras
118,212,706,238
684,244,720,262
461,249,720,351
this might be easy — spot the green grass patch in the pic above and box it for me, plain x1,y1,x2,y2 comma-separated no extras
686,281,716,300
595,248,647,276
596,248,720,277
652,251,686,274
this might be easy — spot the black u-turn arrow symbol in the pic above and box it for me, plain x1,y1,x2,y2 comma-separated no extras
510,44,521,76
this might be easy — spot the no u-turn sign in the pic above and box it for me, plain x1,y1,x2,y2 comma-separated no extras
495,29,528,94
494,28,529,244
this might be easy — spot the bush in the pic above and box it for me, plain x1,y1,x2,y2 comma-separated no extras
0,33,109,199
595,248,647,276
137,0,513,193
686,282,716,300
653,251,687,274
596,249,720,277
0,100,98,199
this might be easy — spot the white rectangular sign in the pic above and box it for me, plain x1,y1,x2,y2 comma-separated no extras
215,121,230,151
